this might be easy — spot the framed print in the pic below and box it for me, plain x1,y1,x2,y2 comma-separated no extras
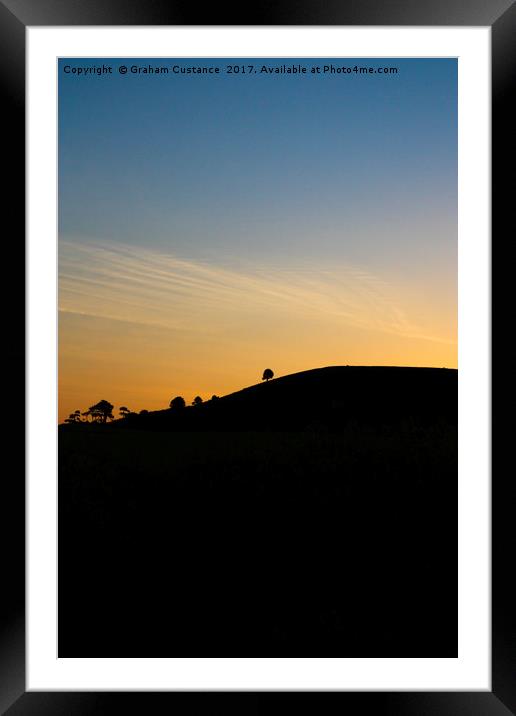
1,0,511,713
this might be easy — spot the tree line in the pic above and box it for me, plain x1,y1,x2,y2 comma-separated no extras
63,369,274,424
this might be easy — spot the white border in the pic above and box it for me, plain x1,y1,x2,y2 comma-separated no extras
27,27,490,691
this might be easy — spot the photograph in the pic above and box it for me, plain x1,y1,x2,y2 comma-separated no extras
57,56,459,657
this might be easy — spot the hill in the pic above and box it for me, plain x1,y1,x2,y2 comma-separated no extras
108,366,457,431
58,365,458,656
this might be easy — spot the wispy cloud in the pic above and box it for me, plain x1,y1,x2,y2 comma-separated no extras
58,239,451,344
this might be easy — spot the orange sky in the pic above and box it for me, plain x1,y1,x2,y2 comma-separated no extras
58,240,456,423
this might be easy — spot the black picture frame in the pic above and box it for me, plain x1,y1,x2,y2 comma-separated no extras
2,0,510,712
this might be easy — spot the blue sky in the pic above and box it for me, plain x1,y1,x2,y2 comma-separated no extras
59,58,456,272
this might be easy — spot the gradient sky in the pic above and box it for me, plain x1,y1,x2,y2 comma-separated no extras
58,58,457,423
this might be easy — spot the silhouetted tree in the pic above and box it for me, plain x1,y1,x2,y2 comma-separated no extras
192,396,203,406
211,395,220,401
119,406,130,418
139,409,149,415
83,400,114,423
170,396,186,410
64,410,82,424
262,368,274,382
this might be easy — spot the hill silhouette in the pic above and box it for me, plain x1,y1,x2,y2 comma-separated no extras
59,365,457,657
106,366,457,431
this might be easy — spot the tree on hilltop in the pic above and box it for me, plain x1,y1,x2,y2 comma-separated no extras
262,368,274,382
192,396,203,406
170,396,186,410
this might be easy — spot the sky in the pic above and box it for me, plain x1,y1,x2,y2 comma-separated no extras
58,57,457,423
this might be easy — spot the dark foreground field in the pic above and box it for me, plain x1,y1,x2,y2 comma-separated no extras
59,367,457,656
